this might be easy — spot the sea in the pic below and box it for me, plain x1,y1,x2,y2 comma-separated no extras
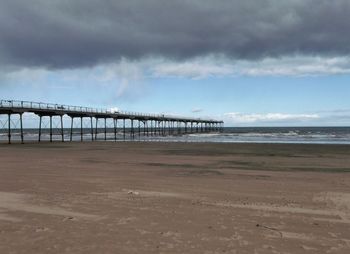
1,127,350,144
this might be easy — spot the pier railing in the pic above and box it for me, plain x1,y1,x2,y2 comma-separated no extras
0,99,218,122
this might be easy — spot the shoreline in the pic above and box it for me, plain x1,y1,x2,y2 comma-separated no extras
1,139,350,145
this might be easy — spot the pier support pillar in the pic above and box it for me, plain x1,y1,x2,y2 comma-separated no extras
104,118,107,141
7,114,11,144
161,121,163,136
146,121,149,136
114,118,117,141
143,121,146,136
161,121,164,136
49,116,53,142
130,119,134,139
38,116,42,142
150,120,153,136
90,117,94,141
123,119,126,140
95,118,98,140
80,117,83,142
20,113,24,144
70,117,74,141
138,120,141,138
61,115,64,142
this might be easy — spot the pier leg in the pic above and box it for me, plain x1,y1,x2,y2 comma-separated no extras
104,118,107,141
150,120,152,136
160,121,163,136
8,114,11,144
146,121,149,136
61,115,64,142
38,116,42,142
162,121,164,136
20,113,24,144
155,120,157,136
95,118,98,140
70,117,73,142
143,121,146,136
80,117,83,142
49,116,52,142
156,121,160,136
123,119,125,140
131,119,134,139
114,118,117,141
138,120,141,137
90,117,94,141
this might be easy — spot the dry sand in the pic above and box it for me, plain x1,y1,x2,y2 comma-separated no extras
0,142,350,253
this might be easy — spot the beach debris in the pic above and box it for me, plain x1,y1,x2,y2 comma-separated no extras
35,227,49,232
256,223,283,238
127,190,140,195
63,216,77,222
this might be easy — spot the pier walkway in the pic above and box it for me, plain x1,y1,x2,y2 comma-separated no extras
0,100,223,143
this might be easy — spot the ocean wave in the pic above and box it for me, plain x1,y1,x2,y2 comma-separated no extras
1,127,350,144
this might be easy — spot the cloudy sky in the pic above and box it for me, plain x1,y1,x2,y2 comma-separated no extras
1,0,350,126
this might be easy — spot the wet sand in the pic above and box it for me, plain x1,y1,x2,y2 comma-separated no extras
0,142,350,253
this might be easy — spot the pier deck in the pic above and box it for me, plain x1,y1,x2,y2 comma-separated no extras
0,100,223,143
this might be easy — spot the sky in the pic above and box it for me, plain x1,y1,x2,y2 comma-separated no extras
1,0,350,126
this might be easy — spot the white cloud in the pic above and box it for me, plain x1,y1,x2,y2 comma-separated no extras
238,56,350,77
94,59,144,97
4,55,350,90
224,112,320,124
152,58,233,79
151,55,350,79
192,107,203,113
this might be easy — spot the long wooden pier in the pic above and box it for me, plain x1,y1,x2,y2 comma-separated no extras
0,100,223,143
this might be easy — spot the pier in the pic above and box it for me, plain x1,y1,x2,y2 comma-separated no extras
0,100,224,143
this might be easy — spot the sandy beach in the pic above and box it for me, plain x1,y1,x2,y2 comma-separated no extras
0,142,350,253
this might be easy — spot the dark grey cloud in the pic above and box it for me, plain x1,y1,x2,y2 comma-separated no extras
1,0,350,69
